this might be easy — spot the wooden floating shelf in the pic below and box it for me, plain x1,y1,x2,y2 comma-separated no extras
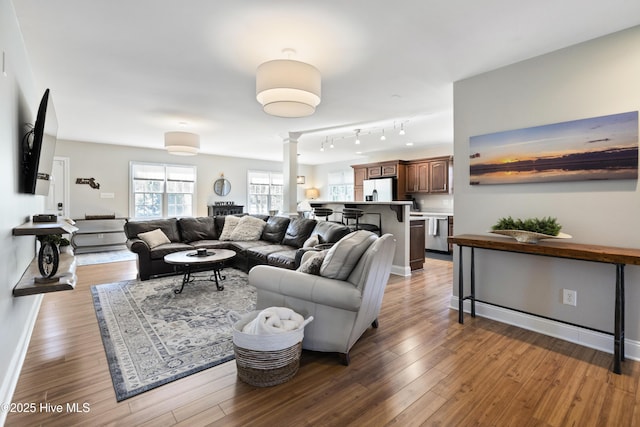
13,219,78,236
13,218,79,297
13,252,77,297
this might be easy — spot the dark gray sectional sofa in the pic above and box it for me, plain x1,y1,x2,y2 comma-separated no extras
124,214,351,281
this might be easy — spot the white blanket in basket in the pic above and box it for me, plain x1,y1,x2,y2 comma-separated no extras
242,307,305,334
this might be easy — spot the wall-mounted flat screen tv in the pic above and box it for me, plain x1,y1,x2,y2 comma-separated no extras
21,88,58,195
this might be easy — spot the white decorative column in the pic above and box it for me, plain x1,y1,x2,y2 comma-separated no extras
282,132,301,217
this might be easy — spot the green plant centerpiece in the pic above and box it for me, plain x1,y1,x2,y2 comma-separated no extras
490,216,570,243
40,234,70,247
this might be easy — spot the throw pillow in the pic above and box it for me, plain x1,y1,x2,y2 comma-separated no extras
297,250,327,275
303,234,320,248
137,228,171,249
230,215,267,241
282,218,317,248
320,230,377,280
261,216,291,243
218,215,241,241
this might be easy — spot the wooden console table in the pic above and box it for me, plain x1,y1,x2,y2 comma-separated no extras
208,205,244,216
448,233,640,374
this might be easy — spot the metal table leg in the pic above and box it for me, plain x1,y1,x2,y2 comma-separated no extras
173,261,228,294
614,263,625,374
458,245,464,323
621,264,625,362
174,264,192,294
470,247,476,318
209,263,225,291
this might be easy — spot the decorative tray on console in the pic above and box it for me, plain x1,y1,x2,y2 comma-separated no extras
489,230,572,244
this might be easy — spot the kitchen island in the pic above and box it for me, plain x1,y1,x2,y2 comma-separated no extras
310,201,413,275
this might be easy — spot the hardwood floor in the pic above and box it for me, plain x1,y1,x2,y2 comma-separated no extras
7,257,640,426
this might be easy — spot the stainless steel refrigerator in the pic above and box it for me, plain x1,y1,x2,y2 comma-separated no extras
363,178,394,201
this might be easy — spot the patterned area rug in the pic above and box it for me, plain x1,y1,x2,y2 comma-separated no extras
91,268,256,401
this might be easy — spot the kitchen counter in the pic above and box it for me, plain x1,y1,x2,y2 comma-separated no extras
309,200,413,275
312,200,412,206
409,211,453,218
311,200,413,222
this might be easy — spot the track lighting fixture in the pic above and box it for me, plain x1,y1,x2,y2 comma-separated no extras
314,120,410,152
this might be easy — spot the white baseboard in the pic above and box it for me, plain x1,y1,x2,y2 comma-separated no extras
0,295,42,427
449,296,640,362
391,265,411,276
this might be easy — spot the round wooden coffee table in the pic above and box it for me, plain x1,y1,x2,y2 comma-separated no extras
164,249,236,294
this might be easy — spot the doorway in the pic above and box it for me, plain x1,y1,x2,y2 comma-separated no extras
44,157,70,218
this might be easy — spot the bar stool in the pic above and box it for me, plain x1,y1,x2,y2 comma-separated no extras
313,207,334,221
341,208,381,235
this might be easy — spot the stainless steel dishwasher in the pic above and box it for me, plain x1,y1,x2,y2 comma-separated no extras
425,216,449,252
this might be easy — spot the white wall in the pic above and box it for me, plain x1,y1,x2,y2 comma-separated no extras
0,0,46,420
54,140,314,219
453,27,640,339
310,159,353,200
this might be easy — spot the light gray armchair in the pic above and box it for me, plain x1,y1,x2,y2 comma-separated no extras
249,233,396,365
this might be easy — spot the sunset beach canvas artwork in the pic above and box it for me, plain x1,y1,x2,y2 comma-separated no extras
469,111,638,185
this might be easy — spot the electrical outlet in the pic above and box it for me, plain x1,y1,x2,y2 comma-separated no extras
562,289,577,306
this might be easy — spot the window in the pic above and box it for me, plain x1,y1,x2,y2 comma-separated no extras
247,171,283,214
130,162,196,219
327,171,354,201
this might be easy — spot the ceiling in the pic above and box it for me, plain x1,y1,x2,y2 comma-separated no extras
12,1,640,165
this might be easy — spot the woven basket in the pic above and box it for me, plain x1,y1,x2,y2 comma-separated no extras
234,341,303,387
231,310,313,387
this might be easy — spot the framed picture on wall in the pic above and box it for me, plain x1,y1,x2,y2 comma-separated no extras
469,111,638,185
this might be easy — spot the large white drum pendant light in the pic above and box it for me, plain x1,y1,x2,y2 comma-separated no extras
164,131,200,156
256,58,321,118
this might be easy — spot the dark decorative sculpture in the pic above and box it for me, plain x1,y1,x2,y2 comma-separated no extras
76,177,100,189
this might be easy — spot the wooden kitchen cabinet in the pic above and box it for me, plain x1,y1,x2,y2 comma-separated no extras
380,163,397,177
368,162,397,179
410,219,425,271
351,161,405,201
405,156,452,194
405,163,416,193
367,166,382,178
405,161,430,193
353,166,368,201
353,157,450,200
429,159,449,193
